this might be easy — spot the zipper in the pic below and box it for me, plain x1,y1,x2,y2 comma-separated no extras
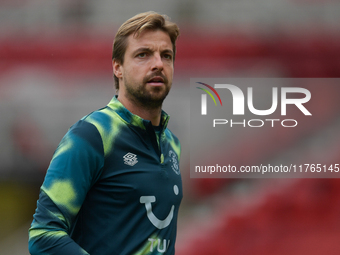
156,130,164,164
146,123,164,164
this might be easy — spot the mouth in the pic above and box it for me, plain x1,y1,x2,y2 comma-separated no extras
147,76,165,86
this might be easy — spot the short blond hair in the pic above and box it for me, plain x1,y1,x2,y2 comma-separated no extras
112,11,180,89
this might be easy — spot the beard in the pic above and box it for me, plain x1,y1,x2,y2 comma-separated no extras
124,72,171,109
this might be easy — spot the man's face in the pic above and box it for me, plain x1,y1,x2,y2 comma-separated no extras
115,29,174,108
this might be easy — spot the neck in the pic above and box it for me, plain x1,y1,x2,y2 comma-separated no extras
117,95,162,126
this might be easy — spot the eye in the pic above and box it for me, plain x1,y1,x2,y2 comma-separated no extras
163,53,173,60
137,52,147,58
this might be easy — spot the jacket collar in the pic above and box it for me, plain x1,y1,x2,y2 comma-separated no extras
107,96,170,131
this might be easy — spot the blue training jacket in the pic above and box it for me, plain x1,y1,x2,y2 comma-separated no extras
29,96,183,255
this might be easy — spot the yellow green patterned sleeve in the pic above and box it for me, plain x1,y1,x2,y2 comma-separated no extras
28,120,104,255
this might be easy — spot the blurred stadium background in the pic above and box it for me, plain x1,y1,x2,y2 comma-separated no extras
1,0,340,254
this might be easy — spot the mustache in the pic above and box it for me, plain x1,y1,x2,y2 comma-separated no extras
143,72,168,85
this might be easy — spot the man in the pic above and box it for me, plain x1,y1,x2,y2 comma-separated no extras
29,11,182,255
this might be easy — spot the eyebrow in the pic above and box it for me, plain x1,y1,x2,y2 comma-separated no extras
162,49,174,56
132,47,174,56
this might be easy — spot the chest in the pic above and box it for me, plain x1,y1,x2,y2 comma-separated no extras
95,127,182,209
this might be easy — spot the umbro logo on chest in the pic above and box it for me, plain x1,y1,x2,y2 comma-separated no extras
123,151,180,175
123,152,138,166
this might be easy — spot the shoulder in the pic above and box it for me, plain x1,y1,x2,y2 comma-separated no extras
164,128,180,143
56,107,116,158
80,106,126,156
67,119,103,151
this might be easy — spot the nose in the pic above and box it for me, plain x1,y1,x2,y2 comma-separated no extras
151,53,164,71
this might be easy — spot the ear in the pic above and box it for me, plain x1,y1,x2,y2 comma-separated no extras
112,59,123,79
